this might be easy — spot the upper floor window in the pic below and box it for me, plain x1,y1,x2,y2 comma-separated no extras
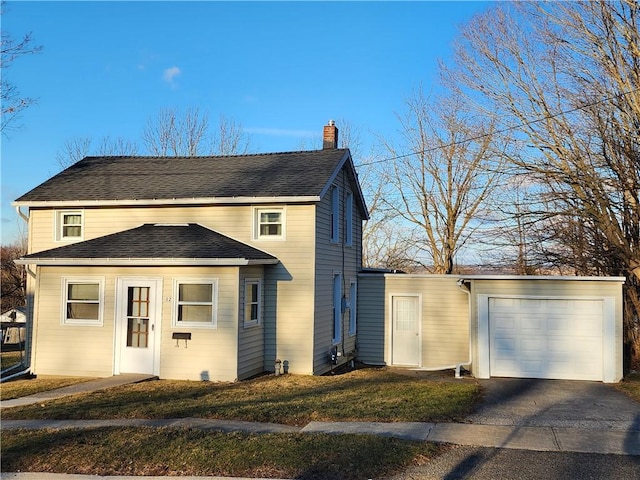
62,277,104,326
330,186,340,243
254,207,285,240
173,279,217,328
56,210,83,241
345,192,353,246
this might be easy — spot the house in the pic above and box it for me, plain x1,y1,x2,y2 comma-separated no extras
14,121,368,381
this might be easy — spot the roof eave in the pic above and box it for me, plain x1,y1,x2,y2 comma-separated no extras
15,258,280,266
12,196,321,208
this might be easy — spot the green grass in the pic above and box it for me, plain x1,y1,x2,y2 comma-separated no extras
614,372,640,403
1,376,97,401
1,367,481,424
1,427,442,479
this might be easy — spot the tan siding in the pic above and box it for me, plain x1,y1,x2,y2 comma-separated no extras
356,274,386,364
313,167,362,374
26,203,318,377
29,266,242,381
238,266,265,380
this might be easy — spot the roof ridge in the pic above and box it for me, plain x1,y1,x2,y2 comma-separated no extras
84,148,349,161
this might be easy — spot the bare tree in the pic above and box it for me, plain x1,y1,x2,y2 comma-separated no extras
1,2,43,134
142,107,208,156
1,242,26,312
445,0,640,366
211,114,252,156
379,88,502,273
56,136,138,169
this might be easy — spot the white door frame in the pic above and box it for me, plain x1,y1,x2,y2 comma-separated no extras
477,294,616,382
388,293,422,367
114,277,163,376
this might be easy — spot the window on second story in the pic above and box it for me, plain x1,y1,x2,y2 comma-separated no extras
345,192,353,246
254,207,285,240
330,186,340,243
56,210,83,241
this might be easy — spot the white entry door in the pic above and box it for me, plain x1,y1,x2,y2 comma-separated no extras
391,295,421,366
116,278,162,375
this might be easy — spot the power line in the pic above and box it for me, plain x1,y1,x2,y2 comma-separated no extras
355,88,640,168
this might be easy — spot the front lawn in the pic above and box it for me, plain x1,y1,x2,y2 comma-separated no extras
1,367,481,424
1,376,96,401
1,427,443,480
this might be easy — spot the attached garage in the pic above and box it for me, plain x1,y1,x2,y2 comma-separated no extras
358,273,625,383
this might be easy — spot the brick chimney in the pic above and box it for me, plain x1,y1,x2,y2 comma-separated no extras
323,120,338,149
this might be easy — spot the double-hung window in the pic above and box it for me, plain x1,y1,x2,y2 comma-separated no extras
173,280,217,328
244,279,262,328
330,186,340,243
332,272,342,344
345,192,353,246
62,277,104,326
254,207,285,240
56,210,83,241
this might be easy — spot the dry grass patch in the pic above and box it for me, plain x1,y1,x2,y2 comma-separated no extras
1,376,96,401
2,367,480,424
1,427,442,480
614,372,640,403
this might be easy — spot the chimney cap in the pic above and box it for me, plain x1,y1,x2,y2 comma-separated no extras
327,119,335,126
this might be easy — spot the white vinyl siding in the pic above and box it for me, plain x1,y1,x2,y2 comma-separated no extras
173,279,218,328
61,277,104,326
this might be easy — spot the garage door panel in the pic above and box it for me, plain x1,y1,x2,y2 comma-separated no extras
489,298,604,381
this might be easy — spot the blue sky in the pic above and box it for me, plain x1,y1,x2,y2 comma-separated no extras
1,0,491,244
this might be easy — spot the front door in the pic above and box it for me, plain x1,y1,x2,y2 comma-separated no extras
391,295,421,366
116,278,162,375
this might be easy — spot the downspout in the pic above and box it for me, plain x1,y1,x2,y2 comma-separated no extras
409,278,473,378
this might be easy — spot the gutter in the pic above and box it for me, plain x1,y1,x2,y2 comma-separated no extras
15,258,280,267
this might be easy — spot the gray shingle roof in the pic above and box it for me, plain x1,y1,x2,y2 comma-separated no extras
20,224,277,264
16,149,351,203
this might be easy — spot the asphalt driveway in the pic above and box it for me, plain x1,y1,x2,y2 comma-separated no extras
466,378,640,431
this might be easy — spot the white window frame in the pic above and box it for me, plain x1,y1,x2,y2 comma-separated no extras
349,279,357,336
345,191,353,247
243,278,262,328
172,279,218,328
330,185,340,243
55,210,84,242
332,272,342,345
61,276,104,326
253,207,286,241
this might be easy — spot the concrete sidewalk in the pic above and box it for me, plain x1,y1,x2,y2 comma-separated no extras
2,417,639,456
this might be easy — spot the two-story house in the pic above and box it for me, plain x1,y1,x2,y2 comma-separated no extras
14,122,368,382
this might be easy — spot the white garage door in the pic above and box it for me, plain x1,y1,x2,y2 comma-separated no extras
489,298,603,381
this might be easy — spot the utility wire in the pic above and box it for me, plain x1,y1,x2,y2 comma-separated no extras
355,87,640,168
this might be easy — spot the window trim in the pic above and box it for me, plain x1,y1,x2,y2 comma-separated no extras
243,278,262,328
253,206,286,241
55,209,84,242
172,278,218,329
61,276,104,326
332,272,342,345
345,191,353,247
349,279,357,337
330,185,340,243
